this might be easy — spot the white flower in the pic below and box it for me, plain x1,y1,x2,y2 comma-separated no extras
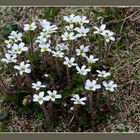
12,42,28,54
71,94,87,105
36,38,46,45
39,43,51,52
40,19,58,33
8,31,22,42
76,65,91,76
32,81,46,90
44,24,58,34
63,57,77,67
63,14,77,23
40,19,50,27
74,26,89,37
85,79,101,91
62,32,76,41
1,53,17,63
36,32,50,44
76,45,89,57
52,51,64,58
103,81,117,92
102,30,115,43
86,55,98,65
40,32,51,38
55,43,69,51
96,70,111,78
14,61,31,75
45,90,62,102
33,91,48,105
65,24,74,31
24,22,37,31
7,49,17,57
4,39,13,48
93,24,107,35
75,15,89,25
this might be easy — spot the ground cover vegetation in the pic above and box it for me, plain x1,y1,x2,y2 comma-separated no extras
0,7,140,132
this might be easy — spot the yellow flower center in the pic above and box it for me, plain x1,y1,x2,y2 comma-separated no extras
36,86,40,89
43,35,46,38
56,54,60,57
107,86,111,89
51,95,56,99
89,86,93,90
80,21,83,24
21,67,25,71
43,48,47,51
38,98,43,101
80,49,84,54
18,48,22,51
9,41,13,44
68,61,72,65
101,73,105,77
29,25,32,30
66,36,70,40
48,29,51,33
106,35,110,39
77,100,81,104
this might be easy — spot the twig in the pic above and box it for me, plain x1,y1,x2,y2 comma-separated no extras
67,115,75,127
107,9,140,25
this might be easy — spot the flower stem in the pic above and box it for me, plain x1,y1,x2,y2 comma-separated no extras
30,32,34,53
26,74,32,88
48,102,53,117
88,92,94,118
107,92,111,110
55,58,62,79
45,52,56,69
106,43,110,64
41,103,50,121
66,67,72,89
42,53,46,64
82,76,86,95
68,40,72,58
74,105,79,121
14,69,20,87
99,45,102,65
98,35,103,65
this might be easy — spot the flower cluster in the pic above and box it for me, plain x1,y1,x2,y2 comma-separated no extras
32,81,62,105
85,70,117,92
1,14,117,112
62,14,90,41
93,24,115,43
2,31,27,64
33,90,62,105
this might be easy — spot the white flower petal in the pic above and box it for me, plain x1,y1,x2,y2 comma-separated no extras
39,92,44,97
